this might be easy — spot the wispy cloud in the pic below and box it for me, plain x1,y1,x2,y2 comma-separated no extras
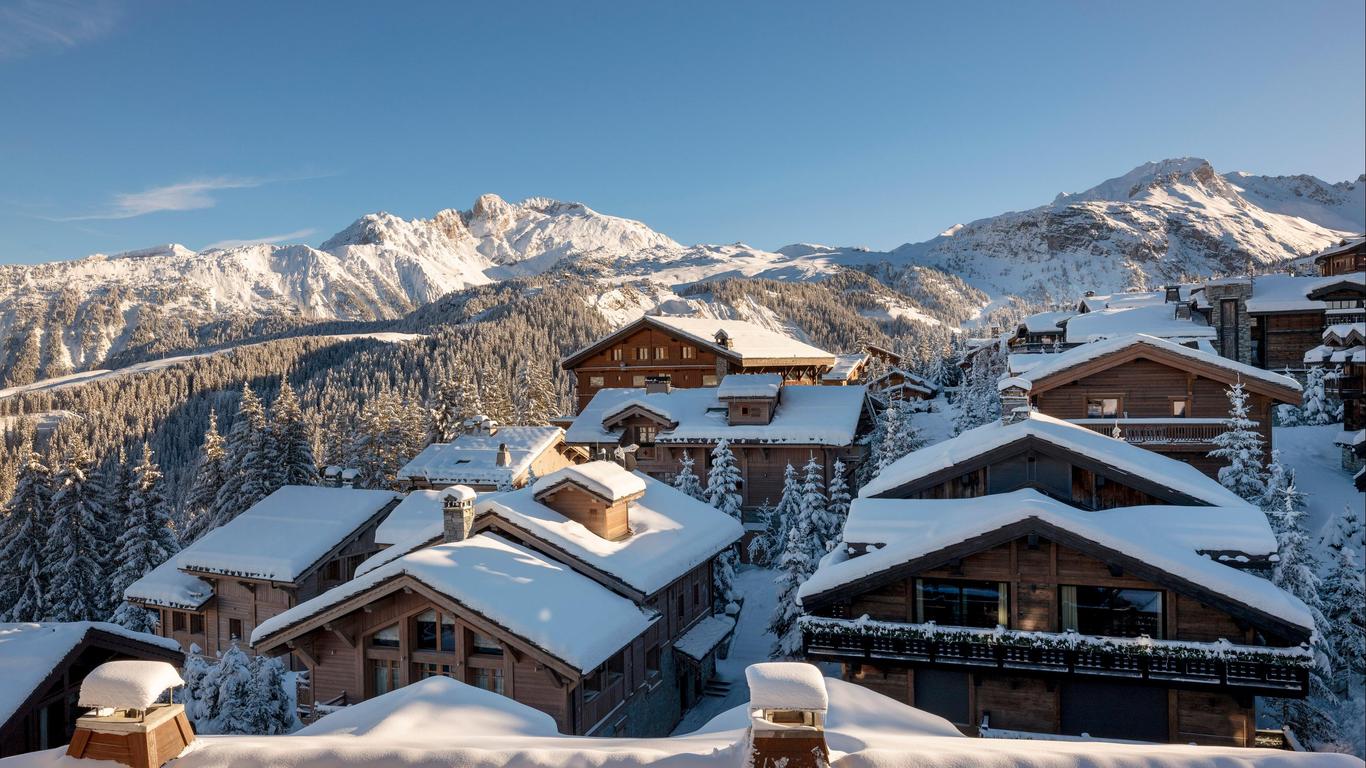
0,0,122,59
52,176,266,221
202,228,317,251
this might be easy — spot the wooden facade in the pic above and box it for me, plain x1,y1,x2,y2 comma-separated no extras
0,628,183,758
1314,238,1365,277
561,317,835,411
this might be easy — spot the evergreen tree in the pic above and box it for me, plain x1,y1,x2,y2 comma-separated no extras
268,381,318,487
1208,380,1266,503
182,651,221,732
1322,508,1365,697
213,644,257,735
671,452,705,501
346,389,430,488
183,410,227,543
825,459,851,552
213,385,270,528
110,443,179,628
514,359,557,425
430,376,468,442
0,442,52,622
746,503,778,566
799,454,834,558
770,500,816,658
705,440,742,609
249,654,300,734
43,436,107,621
955,342,1005,432
771,463,803,548
1301,365,1336,426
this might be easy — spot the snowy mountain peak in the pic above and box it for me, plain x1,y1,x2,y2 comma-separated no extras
1054,157,1230,205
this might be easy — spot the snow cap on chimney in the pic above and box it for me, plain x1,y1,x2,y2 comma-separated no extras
441,485,477,543
495,442,512,467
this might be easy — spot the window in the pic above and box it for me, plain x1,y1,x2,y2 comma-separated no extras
471,632,503,656
914,579,1007,628
631,375,646,387
636,346,650,360
654,346,668,359
1060,586,1163,639
228,618,243,641
1170,399,1188,418
172,611,187,632
676,594,685,622
323,559,342,581
190,613,204,634
589,376,604,388
1086,397,1120,418
645,644,662,678
371,624,400,648
636,425,657,445
415,610,456,652
415,663,455,680
702,374,718,387
371,659,400,695
470,667,505,695
611,348,624,361
681,346,696,360
740,405,750,415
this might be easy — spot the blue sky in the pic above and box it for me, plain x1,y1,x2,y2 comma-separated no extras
1,0,1362,265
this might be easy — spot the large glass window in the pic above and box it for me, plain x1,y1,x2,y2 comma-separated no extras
415,610,456,652
371,624,400,648
1086,397,1120,418
471,632,503,656
914,579,1008,628
470,667,505,695
1061,586,1163,638
415,663,455,681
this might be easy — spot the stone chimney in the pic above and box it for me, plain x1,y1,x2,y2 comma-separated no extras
68,661,194,768
495,442,512,467
441,485,477,543
644,375,672,394
745,663,829,768
466,415,498,436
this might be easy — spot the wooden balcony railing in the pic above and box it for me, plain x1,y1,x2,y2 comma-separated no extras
1070,418,1235,446
801,616,1308,697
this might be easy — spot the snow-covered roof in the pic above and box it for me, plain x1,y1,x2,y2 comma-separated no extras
841,488,1276,557
674,615,736,661
1314,236,1364,260
253,533,654,672
1007,352,1060,375
716,373,782,399
375,489,479,547
396,427,562,486
646,316,834,362
532,461,647,503
177,486,399,582
1245,272,1365,313
1004,333,1301,395
1323,322,1365,345
1019,310,1074,334
746,662,829,712
78,660,185,710
482,470,743,595
0,622,180,726
123,556,214,610
858,411,1251,509
1065,303,1213,344
296,675,559,739
800,491,1313,634
568,386,867,447
821,353,868,382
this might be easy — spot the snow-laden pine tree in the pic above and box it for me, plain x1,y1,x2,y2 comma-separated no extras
1300,365,1337,426
43,436,107,622
1265,485,1341,748
746,503,777,566
348,389,431,488
751,463,801,567
799,454,834,558
0,442,52,622
183,410,227,543
430,376,468,442
100,448,134,605
671,452,705,501
213,385,271,529
182,651,221,732
825,459,851,552
110,443,180,631
268,381,318,487
213,644,257,735
249,654,300,734
705,439,742,610
769,498,816,658
1208,380,1266,503
514,359,558,426
1322,508,1365,697
955,342,1005,433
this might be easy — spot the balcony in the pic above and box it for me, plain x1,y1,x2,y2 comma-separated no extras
801,616,1309,697
1070,418,1234,447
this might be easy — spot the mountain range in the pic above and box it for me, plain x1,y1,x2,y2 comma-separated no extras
1,157,1360,385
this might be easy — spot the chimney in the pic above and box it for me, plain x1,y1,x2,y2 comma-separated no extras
68,661,194,768
644,375,672,394
441,485,477,543
1164,285,1181,303
495,442,512,467
714,329,733,349
745,663,829,768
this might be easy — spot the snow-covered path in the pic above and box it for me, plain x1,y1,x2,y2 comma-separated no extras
671,566,778,734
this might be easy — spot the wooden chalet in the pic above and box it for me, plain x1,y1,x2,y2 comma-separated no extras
798,414,1312,746
1198,272,1365,370
395,422,575,492
123,486,401,657
250,464,744,737
1305,322,1366,474
1314,236,1365,277
560,315,836,412
0,623,182,757
998,334,1301,478
866,367,937,404
562,375,872,509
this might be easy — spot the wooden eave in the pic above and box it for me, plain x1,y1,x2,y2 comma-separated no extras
801,517,1311,646
1307,278,1366,301
865,434,1215,507
560,316,744,370
601,404,678,431
1021,343,1301,404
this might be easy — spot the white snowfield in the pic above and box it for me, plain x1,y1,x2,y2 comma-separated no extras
568,385,868,447
0,622,180,727
396,426,563,488
77,661,184,711
4,673,1356,768
483,470,744,595
1004,333,1302,393
858,411,1252,509
251,533,654,672
799,489,1313,633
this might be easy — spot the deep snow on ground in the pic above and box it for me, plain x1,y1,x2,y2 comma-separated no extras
1272,424,1361,547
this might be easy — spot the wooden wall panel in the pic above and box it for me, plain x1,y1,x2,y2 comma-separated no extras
974,676,1057,733
1174,690,1252,747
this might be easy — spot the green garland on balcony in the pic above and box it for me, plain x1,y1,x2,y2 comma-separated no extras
799,615,1312,669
